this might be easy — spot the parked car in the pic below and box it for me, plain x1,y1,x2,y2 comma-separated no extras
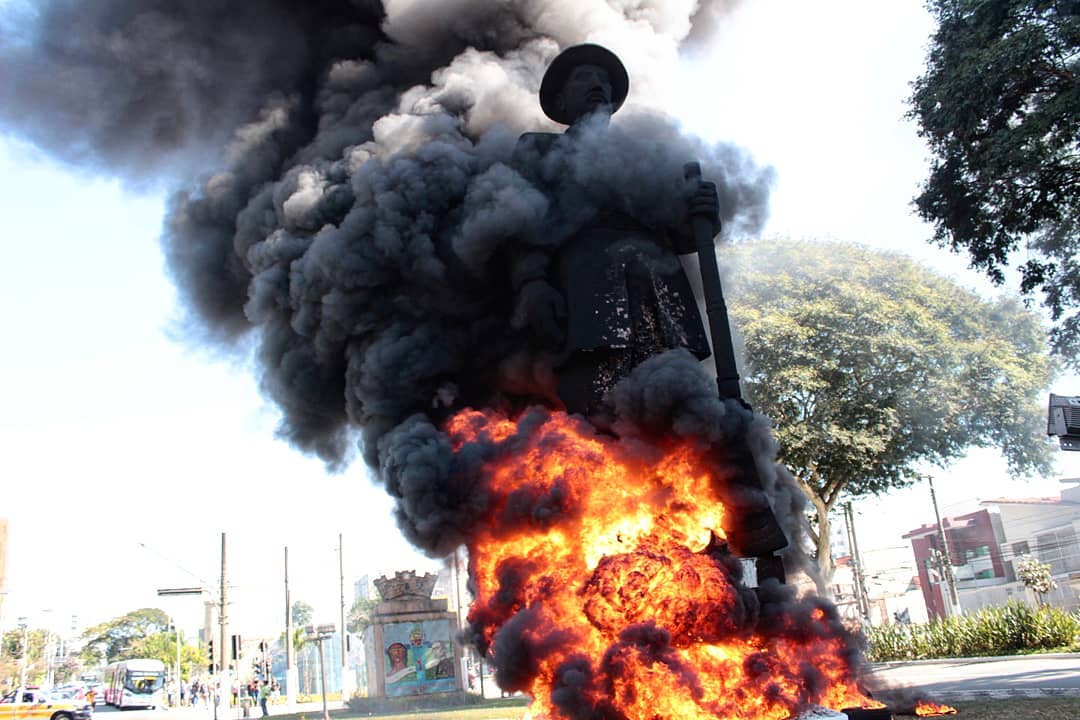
0,687,92,720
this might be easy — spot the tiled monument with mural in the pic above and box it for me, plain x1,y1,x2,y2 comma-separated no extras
365,571,465,698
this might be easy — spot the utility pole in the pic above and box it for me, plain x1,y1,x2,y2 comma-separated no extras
843,503,871,623
338,533,350,697
926,475,961,616
218,532,229,720
284,546,296,706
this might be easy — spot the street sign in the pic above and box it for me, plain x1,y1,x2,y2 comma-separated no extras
156,587,204,596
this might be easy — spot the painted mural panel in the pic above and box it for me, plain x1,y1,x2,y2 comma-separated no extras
382,619,456,696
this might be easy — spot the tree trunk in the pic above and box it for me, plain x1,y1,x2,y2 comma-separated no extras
813,501,835,596
795,473,835,597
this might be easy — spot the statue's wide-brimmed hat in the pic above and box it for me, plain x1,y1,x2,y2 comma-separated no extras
539,43,629,125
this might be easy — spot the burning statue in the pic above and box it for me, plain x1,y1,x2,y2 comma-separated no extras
497,43,789,569
0,2,903,718
443,44,874,720
507,43,715,418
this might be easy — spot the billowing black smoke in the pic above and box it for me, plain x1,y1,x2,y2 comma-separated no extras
1,3,877,713
0,0,800,570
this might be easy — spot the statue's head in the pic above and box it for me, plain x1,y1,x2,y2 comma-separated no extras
540,43,629,126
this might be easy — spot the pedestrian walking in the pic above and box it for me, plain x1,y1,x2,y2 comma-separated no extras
257,680,271,717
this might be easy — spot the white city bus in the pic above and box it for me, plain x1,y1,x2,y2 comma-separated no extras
103,658,166,709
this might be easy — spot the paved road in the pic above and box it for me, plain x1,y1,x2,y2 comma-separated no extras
865,653,1080,698
91,655,1080,715
91,700,343,720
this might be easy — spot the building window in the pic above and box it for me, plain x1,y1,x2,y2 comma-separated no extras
1036,527,1079,575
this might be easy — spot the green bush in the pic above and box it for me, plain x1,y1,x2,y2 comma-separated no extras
863,601,1080,661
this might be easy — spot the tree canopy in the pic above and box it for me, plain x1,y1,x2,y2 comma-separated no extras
127,632,205,682
909,0,1080,362
347,596,380,635
1,628,47,688
290,601,313,627
80,608,170,664
76,608,204,679
723,238,1056,582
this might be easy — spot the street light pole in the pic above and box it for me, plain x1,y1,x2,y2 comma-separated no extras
157,587,205,709
304,625,335,720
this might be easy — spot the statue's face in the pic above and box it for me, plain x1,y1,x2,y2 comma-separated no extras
557,63,612,122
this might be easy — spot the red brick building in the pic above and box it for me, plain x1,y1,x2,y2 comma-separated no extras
902,509,1009,620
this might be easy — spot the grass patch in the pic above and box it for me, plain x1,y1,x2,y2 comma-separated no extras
272,697,528,720
897,696,1080,719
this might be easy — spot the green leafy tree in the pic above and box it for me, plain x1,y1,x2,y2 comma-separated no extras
290,601,313,627
128,632,204,681
1,655,18,693
346,596,381,635
52,656,80,685
1,628,47,685
909,0,1080,361
78,640,107,670
1016,554,1058,604
80,608,170,663
278,600,315,656
277,626,309,665
723,239,1055,584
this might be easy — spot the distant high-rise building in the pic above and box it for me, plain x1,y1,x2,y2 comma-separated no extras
431,566,452,601
354,575,372,602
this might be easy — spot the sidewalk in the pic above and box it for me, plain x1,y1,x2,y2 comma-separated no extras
159,699,346,718
865,651,1080,701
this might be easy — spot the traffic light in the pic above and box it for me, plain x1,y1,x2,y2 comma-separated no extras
207,639,215,673
231,634,242,662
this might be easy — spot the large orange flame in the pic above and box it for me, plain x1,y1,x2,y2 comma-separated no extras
450,408,874,720
915,700,958,716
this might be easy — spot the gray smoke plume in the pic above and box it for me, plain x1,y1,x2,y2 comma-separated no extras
0,0,793,569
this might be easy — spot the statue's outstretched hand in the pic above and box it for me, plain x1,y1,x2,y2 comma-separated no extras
512,279,566,346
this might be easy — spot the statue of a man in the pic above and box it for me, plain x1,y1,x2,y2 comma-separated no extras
510,43,721,418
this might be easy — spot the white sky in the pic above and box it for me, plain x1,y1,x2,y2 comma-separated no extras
3,1,1078,643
